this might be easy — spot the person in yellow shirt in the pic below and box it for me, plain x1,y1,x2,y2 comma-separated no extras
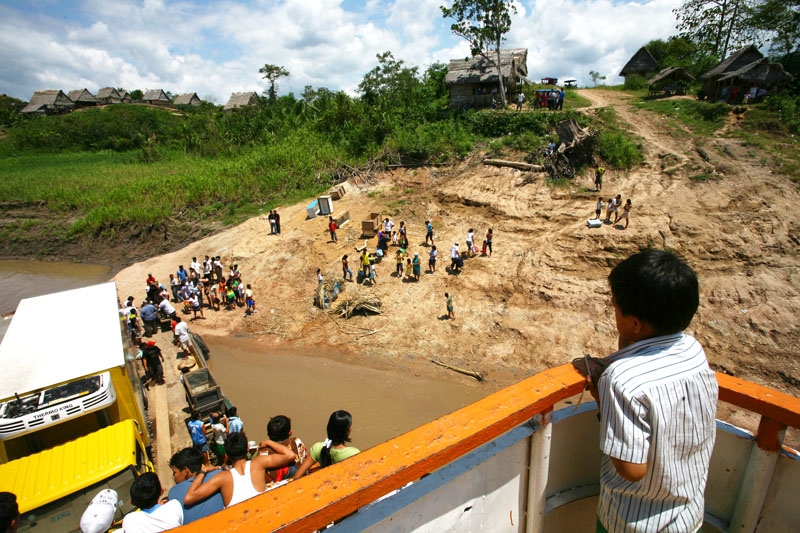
395,248,405,278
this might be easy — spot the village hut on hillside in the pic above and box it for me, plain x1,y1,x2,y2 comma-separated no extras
223,91,259,112
20,90,74,115
173,92,202,106
619,47,658,80
647,67,695,97
445,48,529,109
117,89,131,103
700,45,764,100
715,58,794,103
142,89,170,106
96,87,123,104
67,89,99,108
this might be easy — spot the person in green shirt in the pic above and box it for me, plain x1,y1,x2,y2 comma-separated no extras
293,410,359,479
445,292,455,320
595,166,605,191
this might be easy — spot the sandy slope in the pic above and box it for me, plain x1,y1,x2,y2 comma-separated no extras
114,90,800,402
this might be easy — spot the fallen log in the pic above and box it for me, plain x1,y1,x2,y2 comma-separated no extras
431,359,484,382
483,159,544,172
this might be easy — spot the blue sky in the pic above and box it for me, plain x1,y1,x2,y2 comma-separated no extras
0,0,682,103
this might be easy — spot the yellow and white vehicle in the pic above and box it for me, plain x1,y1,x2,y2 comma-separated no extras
0,282,152,531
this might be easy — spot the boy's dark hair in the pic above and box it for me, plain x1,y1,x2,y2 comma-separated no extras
130,472,161,509
267,415,291,441
169,447,203,474
0,492,18,531
225,432,249,461
609,249,699,335
228,406,237,417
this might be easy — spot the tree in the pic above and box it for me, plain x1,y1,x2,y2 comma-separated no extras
130,89,144,100
358,51,419,104
673,0,760,59
645,36,718,79
589,70,606,87
749,0,799,55
441,0,516,108
259,64,290,101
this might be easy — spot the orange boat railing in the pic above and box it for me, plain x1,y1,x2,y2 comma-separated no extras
179,364,800,532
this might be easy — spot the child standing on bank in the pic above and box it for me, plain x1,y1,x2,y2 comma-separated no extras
444,292,455,320
575,250,717,533
595,197,604,220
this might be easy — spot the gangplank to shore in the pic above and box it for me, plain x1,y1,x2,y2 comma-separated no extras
182,364,800,532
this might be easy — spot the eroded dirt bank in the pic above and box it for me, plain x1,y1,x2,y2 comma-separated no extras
114,90,800,399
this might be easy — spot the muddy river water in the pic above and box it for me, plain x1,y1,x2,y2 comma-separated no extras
0,259,112,316
206,336,490,451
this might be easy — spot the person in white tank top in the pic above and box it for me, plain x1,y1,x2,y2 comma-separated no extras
183,433,296,509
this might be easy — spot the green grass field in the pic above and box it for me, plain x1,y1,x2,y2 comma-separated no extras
0,132,350,235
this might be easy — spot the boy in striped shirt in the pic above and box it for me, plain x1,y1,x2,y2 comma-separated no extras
577,250,718,532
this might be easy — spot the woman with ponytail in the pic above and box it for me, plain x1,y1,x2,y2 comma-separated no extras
293,410,359,479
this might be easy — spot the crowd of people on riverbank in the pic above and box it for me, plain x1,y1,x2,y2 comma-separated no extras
328,217,494,295
117,255,262,388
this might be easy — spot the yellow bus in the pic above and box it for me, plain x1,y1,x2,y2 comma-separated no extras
0,419,152,531
0,283,153,531
0,282,150,464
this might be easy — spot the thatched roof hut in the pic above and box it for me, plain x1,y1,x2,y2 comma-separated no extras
174,92,201,106
118,89,131,103
717,58,793,86
96,87,121,104
701,45,763,81
619,47,658,78
143,89,170,105
648,67,694,86
223,91,259,111
67,89,98,106
445,48,528,109
445,48,528,87
647,67,695,96
21,90,74,115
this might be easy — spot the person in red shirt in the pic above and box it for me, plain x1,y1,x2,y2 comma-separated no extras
328,216,338,242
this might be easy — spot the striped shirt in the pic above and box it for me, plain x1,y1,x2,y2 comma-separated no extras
597,333,718,533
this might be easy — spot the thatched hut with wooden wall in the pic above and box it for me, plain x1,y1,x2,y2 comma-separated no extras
445,48,528,109
96,87,122,104
619,47,658,79
223,91,259,112
67,89,98,108
20,90,74,115
174,93,202,106
143,89,170,106
700,45,764,100
117,89,131,103
647,67,695,96
715,58,794,103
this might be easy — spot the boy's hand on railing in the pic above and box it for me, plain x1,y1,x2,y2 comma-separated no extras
571,355,610,406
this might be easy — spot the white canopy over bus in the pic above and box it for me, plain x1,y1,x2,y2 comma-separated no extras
0,282,124,400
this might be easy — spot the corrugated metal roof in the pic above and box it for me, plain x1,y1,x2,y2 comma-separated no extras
0,420,137,513
0,282,124,400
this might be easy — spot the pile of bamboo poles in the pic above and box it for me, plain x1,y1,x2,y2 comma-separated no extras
333,290,382,318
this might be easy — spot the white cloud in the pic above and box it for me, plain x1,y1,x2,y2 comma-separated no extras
508,0,681,86
0,0,682,103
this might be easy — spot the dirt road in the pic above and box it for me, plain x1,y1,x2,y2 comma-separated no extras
115,89,800,410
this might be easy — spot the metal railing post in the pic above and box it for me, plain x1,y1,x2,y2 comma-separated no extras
526,409,553,533
728,416,787,532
